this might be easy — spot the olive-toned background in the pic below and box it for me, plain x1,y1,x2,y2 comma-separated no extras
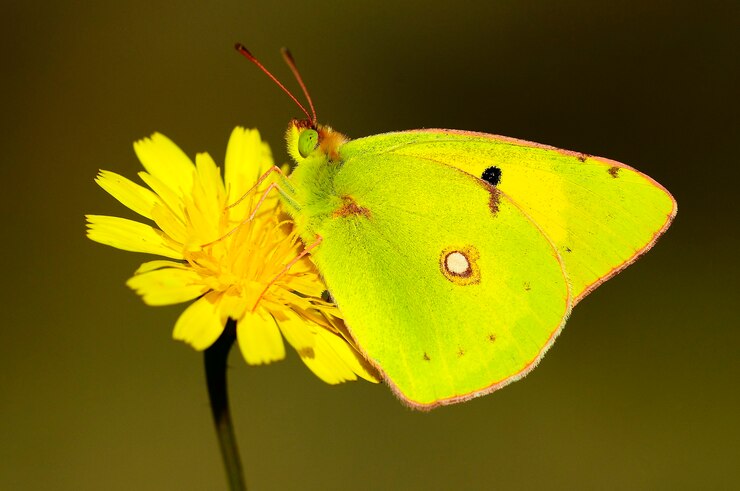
3,1,737,489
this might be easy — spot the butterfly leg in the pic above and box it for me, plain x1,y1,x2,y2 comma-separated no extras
247,181,282,220
251,234,323,312
226,165,295,210
201,170,299,248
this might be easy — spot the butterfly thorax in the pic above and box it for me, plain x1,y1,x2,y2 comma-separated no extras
283,120,350,242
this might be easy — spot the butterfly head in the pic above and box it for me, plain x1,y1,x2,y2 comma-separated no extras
233,46,348,164
286,118,347,164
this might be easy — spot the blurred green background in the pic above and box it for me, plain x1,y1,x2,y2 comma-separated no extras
2,1,737,489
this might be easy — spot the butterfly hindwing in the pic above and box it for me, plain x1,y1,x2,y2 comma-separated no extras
304,148,571,408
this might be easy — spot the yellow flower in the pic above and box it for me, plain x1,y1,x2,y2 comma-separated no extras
87,127,378,384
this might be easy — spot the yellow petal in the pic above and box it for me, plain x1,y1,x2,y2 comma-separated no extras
134,133,195,196
134,260,188,274
215,292,240,323
326,316,380,383
150,202,188,245
298,328,359,384
139,172,188,231
323,331,380,383
86,215,183,259
276,309,316,353
195,152,225,203
236,310,285,365
187,153,225,240
127,267,208,306
277,310,377,383
224,127,274,203
173,293,223,350
95,170,159,219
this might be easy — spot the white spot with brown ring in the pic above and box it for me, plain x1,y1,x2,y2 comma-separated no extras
440,245,481,286
446,252,470,276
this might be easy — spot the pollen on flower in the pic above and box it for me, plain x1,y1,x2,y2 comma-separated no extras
87,127,378,385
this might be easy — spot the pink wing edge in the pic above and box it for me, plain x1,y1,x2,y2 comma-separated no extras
352,128,678,410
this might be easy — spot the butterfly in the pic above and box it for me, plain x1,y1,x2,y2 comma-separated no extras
238,45,677,410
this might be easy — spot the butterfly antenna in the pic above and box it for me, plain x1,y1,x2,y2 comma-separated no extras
280,47,317,125
235,43,312,122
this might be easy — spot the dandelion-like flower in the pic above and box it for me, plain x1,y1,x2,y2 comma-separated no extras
87,127,377,384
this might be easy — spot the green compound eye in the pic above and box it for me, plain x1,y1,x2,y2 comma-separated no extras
298,129,319,158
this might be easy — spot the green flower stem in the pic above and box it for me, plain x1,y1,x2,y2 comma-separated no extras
204,319,247,491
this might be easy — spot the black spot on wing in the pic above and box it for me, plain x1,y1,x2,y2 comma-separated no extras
481,166,502,186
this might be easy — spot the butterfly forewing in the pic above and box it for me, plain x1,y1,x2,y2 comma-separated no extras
344,130,677,303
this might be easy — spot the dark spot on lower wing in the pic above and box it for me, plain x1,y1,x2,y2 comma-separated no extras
423,352,431,361
439,246,481,286
578,153,590,162
487,333,497,343
488,187,501,215
608,166,621,178
443,251,472,278
457,347,465,357
564,246,572,253
523,281,531,291
332,195,372,219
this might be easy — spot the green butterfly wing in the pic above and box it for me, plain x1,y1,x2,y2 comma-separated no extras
286,128,675,409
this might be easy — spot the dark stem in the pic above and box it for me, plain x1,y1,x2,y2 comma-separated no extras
204,319,247,491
